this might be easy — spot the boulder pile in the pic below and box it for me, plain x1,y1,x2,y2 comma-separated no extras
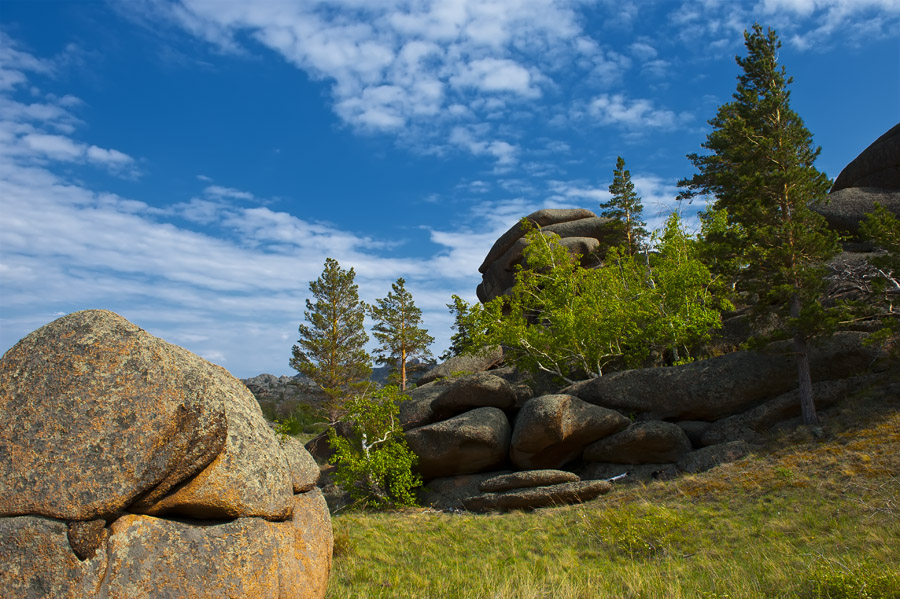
476,208,615,303
0,310,332,599
405,331,879,512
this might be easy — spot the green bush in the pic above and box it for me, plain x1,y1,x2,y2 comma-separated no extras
328,386,422,509
802,563,900,599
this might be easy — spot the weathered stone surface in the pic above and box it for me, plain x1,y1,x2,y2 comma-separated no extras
397,379,453,429
461,480,612,513
106,490,331,599
0,515,108,598
816,187,900,237
0,310,228,520
564,332,875,421
832,123,900,191
418,471,510,511
404,407,511,480
676,421,713,448
479,208,598,273
418,346,504,386
677,441,751,474
134,368,295,520
583,421,693,464
699,377,865,447
283,436,320,493
480,470,580,493
67,519,108,561
510,394,630,470
577,462,678,485
430,373,517,421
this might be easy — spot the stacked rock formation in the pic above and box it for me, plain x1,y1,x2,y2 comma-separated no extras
406,331,880,511
818,122,900,239
0,310,332,599
476,208,615,303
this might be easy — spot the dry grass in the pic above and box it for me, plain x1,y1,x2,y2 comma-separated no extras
326,374,900,599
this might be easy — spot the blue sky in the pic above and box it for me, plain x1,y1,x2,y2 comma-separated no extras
1,0,898,378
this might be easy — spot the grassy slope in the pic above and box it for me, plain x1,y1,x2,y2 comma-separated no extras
326,375,900,599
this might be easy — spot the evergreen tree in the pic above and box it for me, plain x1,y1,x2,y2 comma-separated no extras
601,156,648,256
370,278,434,390
440,294,476,361
291,258,371,424
678,24,840,425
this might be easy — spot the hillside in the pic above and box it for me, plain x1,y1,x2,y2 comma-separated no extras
325,371,900,599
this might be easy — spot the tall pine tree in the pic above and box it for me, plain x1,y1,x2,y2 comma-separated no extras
370,278,434,390
601,156,647,256
291,258,371,424
678,24,839,425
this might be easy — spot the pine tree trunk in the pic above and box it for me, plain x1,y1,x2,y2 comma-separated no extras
791,295,818,426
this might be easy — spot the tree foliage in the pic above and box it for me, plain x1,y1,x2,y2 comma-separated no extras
601,156,648,256
291,258,371,424
460,215,725,384
440,294,474,361
370,278,434,390
328,386,421,509
678,24,840,425
860,203,900,353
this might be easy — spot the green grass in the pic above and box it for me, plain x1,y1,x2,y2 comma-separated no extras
326,380,900,599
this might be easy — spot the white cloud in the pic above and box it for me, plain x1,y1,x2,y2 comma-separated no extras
116,0,609,165
588,94,692,130
450,58,542,97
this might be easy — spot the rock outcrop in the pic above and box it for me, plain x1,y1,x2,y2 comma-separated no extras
563,332,875,421
583,421,693,465
0,310,332,599
817,122,900,238
477,208,615,303
509,394,630,470
404,407,512,480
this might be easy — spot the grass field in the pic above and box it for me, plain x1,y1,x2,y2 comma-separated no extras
325,376,900,599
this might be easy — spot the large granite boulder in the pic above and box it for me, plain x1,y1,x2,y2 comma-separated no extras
564,332,875,421
0,310,332,599
509,394,630,470
404,407,511,480
477,209,616,302
0,310,229,520
582,421,693,464
0,491,332,599
831,123,900,192
418,346,504,386
429,372,517,421
818,188,900,238
817,123,900,238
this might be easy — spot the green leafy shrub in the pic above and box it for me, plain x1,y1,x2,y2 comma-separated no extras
328,386,422,508
801,562,900,599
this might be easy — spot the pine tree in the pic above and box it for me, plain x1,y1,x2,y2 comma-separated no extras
601,156,648,256
370,278,434,390
440,294,475,361
678,24,840,425
291,258,371,424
